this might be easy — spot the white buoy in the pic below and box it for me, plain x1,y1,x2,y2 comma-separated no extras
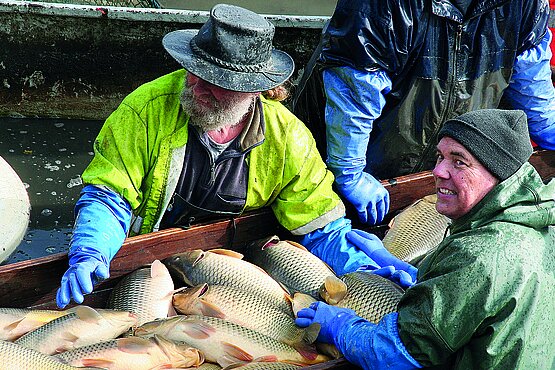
0,156,30,264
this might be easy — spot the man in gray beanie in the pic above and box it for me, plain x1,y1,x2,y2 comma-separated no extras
296,109,555,368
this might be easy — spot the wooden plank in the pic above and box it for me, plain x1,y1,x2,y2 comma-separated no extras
0,210,280,308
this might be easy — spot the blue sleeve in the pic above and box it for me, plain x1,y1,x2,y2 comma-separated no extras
335,312,422,370
300,217,379,276
71,185,132,261
504,29,555,150
323,66,392,179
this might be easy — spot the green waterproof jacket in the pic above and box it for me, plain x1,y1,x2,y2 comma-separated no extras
82,69,344,236
397,162,555,369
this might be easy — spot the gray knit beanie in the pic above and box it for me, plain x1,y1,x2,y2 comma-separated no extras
438,109,533,181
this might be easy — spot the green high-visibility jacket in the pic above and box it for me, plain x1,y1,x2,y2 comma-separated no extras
82,69,344,236
398,162,555,369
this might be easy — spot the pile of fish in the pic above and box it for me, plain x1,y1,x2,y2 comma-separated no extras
0,195,447,369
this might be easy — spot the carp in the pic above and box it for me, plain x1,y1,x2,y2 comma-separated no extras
107,259,177,326
163,249,291,313
134,315,330,367
0,307,71,341
14,305,137,355
244,236,337,299
53,335,203,369
0,339,103,369
382,194,450,263
172,283,318,350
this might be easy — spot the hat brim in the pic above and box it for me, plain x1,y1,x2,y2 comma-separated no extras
163,30,295,93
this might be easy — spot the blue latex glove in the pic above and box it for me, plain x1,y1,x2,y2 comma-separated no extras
357,265,416,289
504,29,555,150
295,301,358,344
300,217,380,276
347,229,418,284
323,66,392,225
56,185,132,308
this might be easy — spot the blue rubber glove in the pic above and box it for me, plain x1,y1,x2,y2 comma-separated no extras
300,217,380,276
504,29,555,150
335,171,390,226
346,229,418,284
295,301,358,344
56,185,132,308
357,265,416,289
323,66,392,225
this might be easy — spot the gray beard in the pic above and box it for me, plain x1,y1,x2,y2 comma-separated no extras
180,85,255,131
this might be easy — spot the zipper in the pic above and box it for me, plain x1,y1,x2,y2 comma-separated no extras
416,23,463,172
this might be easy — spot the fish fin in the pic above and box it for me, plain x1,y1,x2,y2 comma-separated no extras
4,317,24,332
150,259,169,278
248,235,280,252
116,337,150,353
285,240,309,251
73,305,103,323
209,248,244,259
198,300,226,319
181,319,216,339
252,355,279,362
320,276,347,305
219,342,254,366
291,340,319,361
303,323,321,344
291,292,317,316
81,358,116,368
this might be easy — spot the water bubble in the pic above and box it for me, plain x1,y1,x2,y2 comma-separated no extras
58,148,67,152
45,247,57,253
46,178,53,182
54,122,64,128
51,191,57,196
55,160,61,164
41,209,52,216
67,176,83,189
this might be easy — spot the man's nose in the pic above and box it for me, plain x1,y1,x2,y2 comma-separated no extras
432,161,449,179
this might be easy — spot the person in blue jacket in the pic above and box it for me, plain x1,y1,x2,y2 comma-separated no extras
55,4,416,309
296,109,555,369
293,0,555,227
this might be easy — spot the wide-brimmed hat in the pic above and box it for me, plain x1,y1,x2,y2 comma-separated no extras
162,4,295,92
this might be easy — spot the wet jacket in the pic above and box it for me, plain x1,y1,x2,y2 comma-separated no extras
294,0,552,179
397,162,555,369
81,69,344,236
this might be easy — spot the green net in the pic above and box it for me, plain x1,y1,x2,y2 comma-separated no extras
35,0,161,8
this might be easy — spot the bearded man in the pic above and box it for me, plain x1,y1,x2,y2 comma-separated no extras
56,4,417,308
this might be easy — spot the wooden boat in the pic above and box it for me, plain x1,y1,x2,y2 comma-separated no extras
0,150,552,369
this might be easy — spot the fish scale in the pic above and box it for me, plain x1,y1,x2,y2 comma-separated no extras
163,249,291,313
0,307,71,341
245,236,337,299
107,259,175,326
14,306,137,355
172,284,317,347
135,315,329,367
53,335,203,369
0,340,102,369
322,272,404,323
382,194,450,263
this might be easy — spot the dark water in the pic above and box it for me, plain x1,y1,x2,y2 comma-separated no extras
0,118,103,264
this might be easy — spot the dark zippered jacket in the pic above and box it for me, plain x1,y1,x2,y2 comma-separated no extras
294,0,550,179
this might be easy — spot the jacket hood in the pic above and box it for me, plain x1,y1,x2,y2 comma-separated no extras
451,162,555,233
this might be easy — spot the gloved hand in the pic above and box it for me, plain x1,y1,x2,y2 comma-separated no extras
357,265,416,289
56,185,131,308
347,229,418,284
323,66,392,226
56,246,110,307
295,301,359,344
300,217,380,276
335,171,390,225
